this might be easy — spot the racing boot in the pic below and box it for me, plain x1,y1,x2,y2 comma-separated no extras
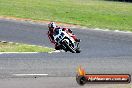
55,46,60,50
55,43,61,50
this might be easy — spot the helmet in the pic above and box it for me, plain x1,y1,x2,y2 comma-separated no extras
48,22,56,28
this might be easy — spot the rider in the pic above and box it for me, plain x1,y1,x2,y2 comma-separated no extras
47,22,80,50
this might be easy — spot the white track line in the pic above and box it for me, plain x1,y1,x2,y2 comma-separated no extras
13,74,48,76
48,50,65,53
0,52,39,54
48,50,60,53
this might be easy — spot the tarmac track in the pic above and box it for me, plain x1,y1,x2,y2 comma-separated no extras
0,18,132,88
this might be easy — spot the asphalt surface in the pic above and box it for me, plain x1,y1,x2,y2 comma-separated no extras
0,18,132,88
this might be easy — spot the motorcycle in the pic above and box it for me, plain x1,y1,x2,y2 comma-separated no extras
53,28,81,53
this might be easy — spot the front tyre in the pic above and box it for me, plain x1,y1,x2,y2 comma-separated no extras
76,48,81,53
63,41,76,53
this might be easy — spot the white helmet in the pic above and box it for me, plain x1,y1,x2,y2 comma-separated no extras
48,22,56,28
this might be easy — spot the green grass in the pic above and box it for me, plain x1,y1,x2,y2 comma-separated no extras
0,0,132,31
0,42,53,52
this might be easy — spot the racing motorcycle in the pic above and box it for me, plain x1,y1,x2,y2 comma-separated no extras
53,28,81,53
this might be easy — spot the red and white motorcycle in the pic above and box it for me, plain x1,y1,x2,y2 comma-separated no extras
53,28,81,53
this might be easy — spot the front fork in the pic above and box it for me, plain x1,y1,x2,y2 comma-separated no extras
75,42,80,49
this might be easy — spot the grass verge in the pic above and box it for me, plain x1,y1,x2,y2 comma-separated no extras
0,0,132,31
0,42,53,52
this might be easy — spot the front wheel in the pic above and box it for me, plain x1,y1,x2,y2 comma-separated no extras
63,41,76,53
76,48,81,53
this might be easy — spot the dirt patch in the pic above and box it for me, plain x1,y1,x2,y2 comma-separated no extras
0,16,81,28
